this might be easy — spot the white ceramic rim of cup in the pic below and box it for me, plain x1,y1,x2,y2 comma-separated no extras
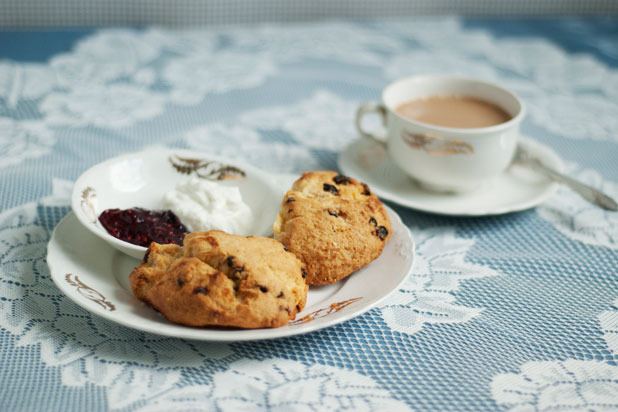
382,74,525,135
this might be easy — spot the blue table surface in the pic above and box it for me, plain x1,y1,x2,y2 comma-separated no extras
1,17,617,412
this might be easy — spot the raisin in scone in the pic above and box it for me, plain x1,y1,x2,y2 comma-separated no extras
273,171,391,285
129,230,308,329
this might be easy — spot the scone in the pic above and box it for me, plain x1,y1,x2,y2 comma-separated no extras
273,171,391,285
129,230,309,328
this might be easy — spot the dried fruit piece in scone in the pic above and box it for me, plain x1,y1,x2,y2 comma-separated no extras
273,171,391,285
130,231,308,328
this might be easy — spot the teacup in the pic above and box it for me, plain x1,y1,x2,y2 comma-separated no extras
355,75,525,193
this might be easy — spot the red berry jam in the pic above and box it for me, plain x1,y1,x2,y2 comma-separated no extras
98,208,188,247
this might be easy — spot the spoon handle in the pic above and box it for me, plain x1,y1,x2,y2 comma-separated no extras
518,151,618,211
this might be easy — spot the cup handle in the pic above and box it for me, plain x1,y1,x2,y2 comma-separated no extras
355,102,388,145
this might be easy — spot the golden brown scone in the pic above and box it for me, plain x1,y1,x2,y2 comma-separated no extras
273,171,391,285
129,231,308,329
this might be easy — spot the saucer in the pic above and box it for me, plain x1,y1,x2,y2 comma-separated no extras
47,207,414,341
338,137,562,216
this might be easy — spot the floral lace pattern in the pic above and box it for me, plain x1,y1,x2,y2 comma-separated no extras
1,18,617,411
133,359,414,412
491,360,618,411
538,162,618,250
379,227,499,335
0,118,55,169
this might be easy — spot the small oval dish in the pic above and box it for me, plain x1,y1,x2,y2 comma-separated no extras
71,147,282,259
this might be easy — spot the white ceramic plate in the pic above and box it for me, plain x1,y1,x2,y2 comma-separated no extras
47,207,414,341
338,137,562,216
71,147,282,259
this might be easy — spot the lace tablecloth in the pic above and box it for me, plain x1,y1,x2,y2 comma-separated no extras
1,18,617,411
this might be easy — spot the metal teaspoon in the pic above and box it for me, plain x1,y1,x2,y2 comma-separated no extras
513,146,618,211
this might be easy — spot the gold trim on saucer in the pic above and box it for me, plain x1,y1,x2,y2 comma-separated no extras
65,273,116,312
289,297,362,325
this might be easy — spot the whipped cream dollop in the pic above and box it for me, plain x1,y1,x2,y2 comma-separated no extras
163,177,254,235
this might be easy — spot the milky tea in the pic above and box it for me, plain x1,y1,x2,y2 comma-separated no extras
395,96,512,129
